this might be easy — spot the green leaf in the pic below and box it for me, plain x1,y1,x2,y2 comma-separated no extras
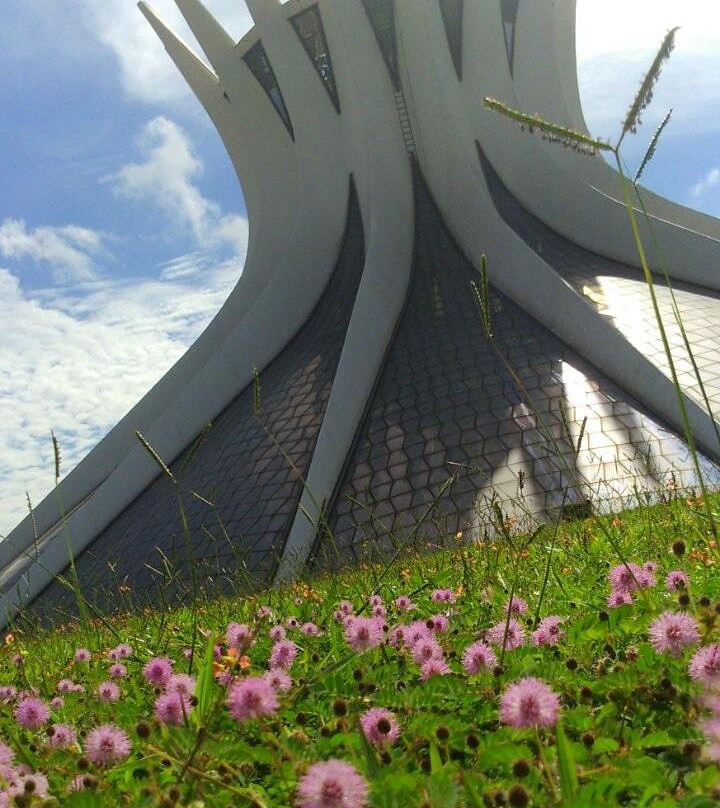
194,631,217,726
460,772,485,808
592,737,620,755
639,731,674,749
358,720,381,778
429,742,444,775
555,721,578,804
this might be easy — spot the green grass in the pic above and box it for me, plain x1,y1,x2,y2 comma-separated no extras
2,492,720,807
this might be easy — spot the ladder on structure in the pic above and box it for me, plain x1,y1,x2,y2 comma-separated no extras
393,89,417,155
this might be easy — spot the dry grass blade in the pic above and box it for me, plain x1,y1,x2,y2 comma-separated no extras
51,430,61,486
620,28,679,145
252,366,262,417
136,430,177,484
484,97,612,155
634,108,672,184
179,422,213,475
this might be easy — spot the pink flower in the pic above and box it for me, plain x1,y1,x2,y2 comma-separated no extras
371,605,387,619
609,562,654,593
500,677,560,729
50,697,64,709
428,615,449,633
344,618,384,653
387,626,407,648
84,724,131,766
487,619,525,650
295,759,369,808
73,648,91,663
504,596,528,616
286,617,299,628
689,644,720,687
301,623,321,636
394,595,417,612
532,617,565,647
263,669,293,692
97,682,121,702
154,692,191,725
143,657,173,686
0,743,14,766
420,658,451,681
368,595,383,608
404,621,433,650
360,708,400,746
57,679,76,694
109,663,127,679
338,600,354,616
0,686,16,703
166,674,196,697
666,570,690,591
462,641,497,675
269,625,286,641
5,773,49,801
227,677,278,722
14,698,50,730
607,589,633,608
431,589,456,604
48,724,77,749
257,605,273,619
411,636,443,665
226,622,253,651
649,612,700,657
270,640,298,670
107,644,132,661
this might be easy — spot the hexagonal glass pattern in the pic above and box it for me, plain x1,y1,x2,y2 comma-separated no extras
29,183,365,620
322,170,719,569
478,144,720,420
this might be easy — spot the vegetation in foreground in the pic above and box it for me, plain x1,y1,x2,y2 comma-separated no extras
0,493,719,807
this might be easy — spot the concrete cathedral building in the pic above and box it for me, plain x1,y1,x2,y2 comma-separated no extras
3,0,720,623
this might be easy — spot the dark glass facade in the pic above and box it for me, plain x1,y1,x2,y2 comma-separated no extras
30,183,365,621
321,169,706,569
290,5,341,114
501,0,520,76
243,41,295,139
439,0,464,79
360,0,400,89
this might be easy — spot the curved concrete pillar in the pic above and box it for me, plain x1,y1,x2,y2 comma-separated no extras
0,0,350,613
451,0,720,289
3,0,719,626
277,0,414,581
396,0,720,462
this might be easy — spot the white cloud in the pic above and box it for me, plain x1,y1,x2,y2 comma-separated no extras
0,220,106,282
79,0,253,105
106,116,248,252
0,115,248,538
576,1,720,140
690,167,720,199
0,256,241,537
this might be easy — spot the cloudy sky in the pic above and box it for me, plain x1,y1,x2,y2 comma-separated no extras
1,0,719,537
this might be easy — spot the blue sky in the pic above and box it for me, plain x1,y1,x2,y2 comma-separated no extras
1,0,719,536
